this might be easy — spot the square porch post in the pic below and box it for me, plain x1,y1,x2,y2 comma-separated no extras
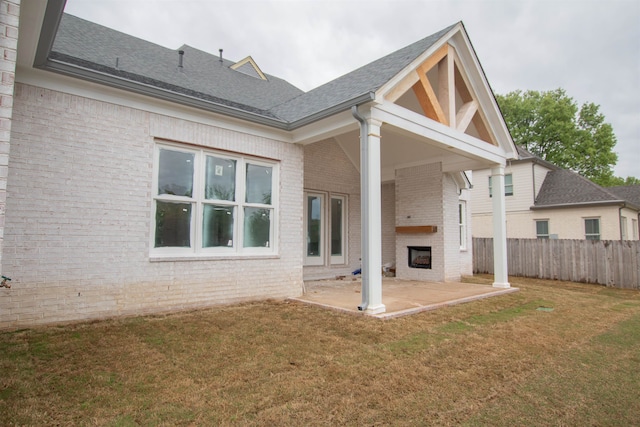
359,117,385,314
491,165,510,288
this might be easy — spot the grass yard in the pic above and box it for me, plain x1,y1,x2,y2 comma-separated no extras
1,275,639,426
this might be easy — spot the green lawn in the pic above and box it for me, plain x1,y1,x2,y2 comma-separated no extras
1,275,639,426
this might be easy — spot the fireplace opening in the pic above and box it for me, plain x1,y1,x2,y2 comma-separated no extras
408,246,431,269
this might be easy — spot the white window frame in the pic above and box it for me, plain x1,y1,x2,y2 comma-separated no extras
151,142,278,258
584,218,600,241
621,216,628,240
458,201,467,250
536,219,550,239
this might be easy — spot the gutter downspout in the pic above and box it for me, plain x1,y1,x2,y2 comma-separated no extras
352,105,369,312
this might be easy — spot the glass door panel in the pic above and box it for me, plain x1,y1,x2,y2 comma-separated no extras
304,193,324,265
330,196,346,264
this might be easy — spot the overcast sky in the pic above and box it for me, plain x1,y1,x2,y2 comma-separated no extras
63,0,640,180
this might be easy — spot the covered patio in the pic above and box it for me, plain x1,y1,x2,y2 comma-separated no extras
292,278,519,319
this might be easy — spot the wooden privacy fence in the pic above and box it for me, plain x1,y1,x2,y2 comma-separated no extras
473,238,640,289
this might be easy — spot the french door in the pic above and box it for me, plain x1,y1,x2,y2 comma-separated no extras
304,192,346,266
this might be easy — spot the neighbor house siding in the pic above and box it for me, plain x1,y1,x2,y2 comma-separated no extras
1,84,304,327
473,205,626,240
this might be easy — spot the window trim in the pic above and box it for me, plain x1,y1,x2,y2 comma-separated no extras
150,142,279,259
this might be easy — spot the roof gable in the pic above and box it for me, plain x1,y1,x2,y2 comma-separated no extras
378,23,514,153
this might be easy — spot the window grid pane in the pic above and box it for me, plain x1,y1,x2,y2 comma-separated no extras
246,164,273,204
158,149,194,197
243,207,271,248
155,201,191,247
205,156,236,201
202,205,234,248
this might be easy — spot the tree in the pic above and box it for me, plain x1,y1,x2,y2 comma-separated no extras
496,89,625,187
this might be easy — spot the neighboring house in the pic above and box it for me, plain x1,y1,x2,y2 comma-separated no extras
0,1,517,327
472,146,640,240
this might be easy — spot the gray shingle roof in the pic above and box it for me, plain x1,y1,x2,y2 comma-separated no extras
533,169,635,209
51,14,304,117
608,185,640,207
49,13,457,127
270,24,457,123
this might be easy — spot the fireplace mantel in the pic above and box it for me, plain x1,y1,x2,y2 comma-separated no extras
395,225,438,234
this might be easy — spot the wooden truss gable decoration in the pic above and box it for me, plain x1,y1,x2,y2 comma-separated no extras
386,43,497,145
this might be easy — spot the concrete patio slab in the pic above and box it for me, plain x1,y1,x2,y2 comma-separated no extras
290,277,519,319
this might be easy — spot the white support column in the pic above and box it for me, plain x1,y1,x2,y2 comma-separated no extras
360,118,385,314
491,165,510,288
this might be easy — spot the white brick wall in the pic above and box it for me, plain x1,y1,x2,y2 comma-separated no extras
0,0,19,274
381,182,395,267
1,84,304,327
395,163,446,281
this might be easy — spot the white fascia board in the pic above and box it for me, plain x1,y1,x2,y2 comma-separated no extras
290,110,360,145
372,102,508,166
17,67,294,144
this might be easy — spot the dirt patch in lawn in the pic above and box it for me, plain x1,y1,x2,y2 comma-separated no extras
1,275,639,425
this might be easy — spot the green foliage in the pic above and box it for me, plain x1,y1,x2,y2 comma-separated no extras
600,175,640,187
496,89,633,186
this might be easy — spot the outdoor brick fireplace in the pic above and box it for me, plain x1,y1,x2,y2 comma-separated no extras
408,246,431,269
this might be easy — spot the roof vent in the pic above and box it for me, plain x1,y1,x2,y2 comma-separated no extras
178,50,184,69
219,49,223,63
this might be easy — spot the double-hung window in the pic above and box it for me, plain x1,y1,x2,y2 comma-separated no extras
488,173,513,197
152,143,277,257
584,218,600,241
536,220,549,239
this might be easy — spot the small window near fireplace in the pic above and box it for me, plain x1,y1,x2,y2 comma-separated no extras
408,246,431,269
